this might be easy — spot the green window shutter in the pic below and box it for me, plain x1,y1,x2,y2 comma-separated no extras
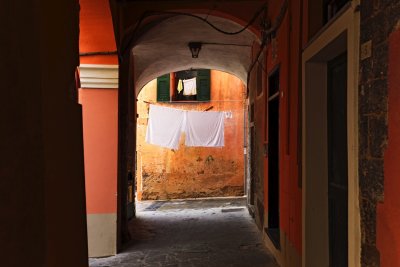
157,74,170,102
196,69,210,101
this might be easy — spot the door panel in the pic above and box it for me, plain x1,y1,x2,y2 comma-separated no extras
266,69,280,249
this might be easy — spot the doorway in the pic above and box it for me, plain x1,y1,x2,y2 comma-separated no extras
266,68,280,249
302,12,361,264
249,103,256,207
327,53,348,267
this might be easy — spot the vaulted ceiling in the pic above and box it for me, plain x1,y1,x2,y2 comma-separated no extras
109,0,266,94
132,15,259,92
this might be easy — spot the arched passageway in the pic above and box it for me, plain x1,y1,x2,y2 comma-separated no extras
112,3,266,254
80,0,298,265
88,63,280,266
81,0,360,265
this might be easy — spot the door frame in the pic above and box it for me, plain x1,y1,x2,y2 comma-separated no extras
301,4,360,267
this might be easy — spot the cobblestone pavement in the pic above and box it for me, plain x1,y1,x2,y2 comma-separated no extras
89,197,279,267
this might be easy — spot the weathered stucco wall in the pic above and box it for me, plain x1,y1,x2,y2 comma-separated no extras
136,70,245,200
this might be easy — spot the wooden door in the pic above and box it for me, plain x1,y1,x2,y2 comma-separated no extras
327,53,348,267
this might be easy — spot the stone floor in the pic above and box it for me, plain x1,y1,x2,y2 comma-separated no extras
89,197,279,267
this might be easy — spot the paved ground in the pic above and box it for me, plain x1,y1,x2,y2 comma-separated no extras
89,197,279,267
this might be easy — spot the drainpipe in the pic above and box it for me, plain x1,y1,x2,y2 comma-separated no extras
246,0,289,83
298,0,304,188
243,100,247,196
286,0,291,156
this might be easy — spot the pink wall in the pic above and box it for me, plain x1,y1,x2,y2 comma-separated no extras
377,29,400,267
79,0,119,215
79,89,118,214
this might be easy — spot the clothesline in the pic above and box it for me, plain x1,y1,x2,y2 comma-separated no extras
141,100,244,104
142,101,213,112
141,101,236,116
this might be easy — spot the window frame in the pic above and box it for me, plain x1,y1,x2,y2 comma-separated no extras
156,69,211,103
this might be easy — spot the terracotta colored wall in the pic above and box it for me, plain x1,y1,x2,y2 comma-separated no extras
377,29,400,267
266,0,302,248
136,70,245,200
79,0,120,256
79,89,118,214
79,0,118,213
79,88,118,257
250,0,302,265
79,0,117,64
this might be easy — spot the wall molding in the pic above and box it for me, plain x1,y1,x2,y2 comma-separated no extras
79,64,118,89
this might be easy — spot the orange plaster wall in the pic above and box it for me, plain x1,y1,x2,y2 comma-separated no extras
79,0,117,64
259,0,302,255
79,89,118,214
136,70,245,200
377,29,400,267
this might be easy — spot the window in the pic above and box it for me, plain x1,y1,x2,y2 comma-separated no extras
156,69,211,102
268,68,279,98
323,0,349,23
156,74,170,102
308,0,350,40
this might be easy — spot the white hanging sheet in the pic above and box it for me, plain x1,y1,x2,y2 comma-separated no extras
183,77,197,96
145,104,186,149
185,110,224,147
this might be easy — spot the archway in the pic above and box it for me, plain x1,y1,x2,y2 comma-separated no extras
135,69,246,202
115,7,264,251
